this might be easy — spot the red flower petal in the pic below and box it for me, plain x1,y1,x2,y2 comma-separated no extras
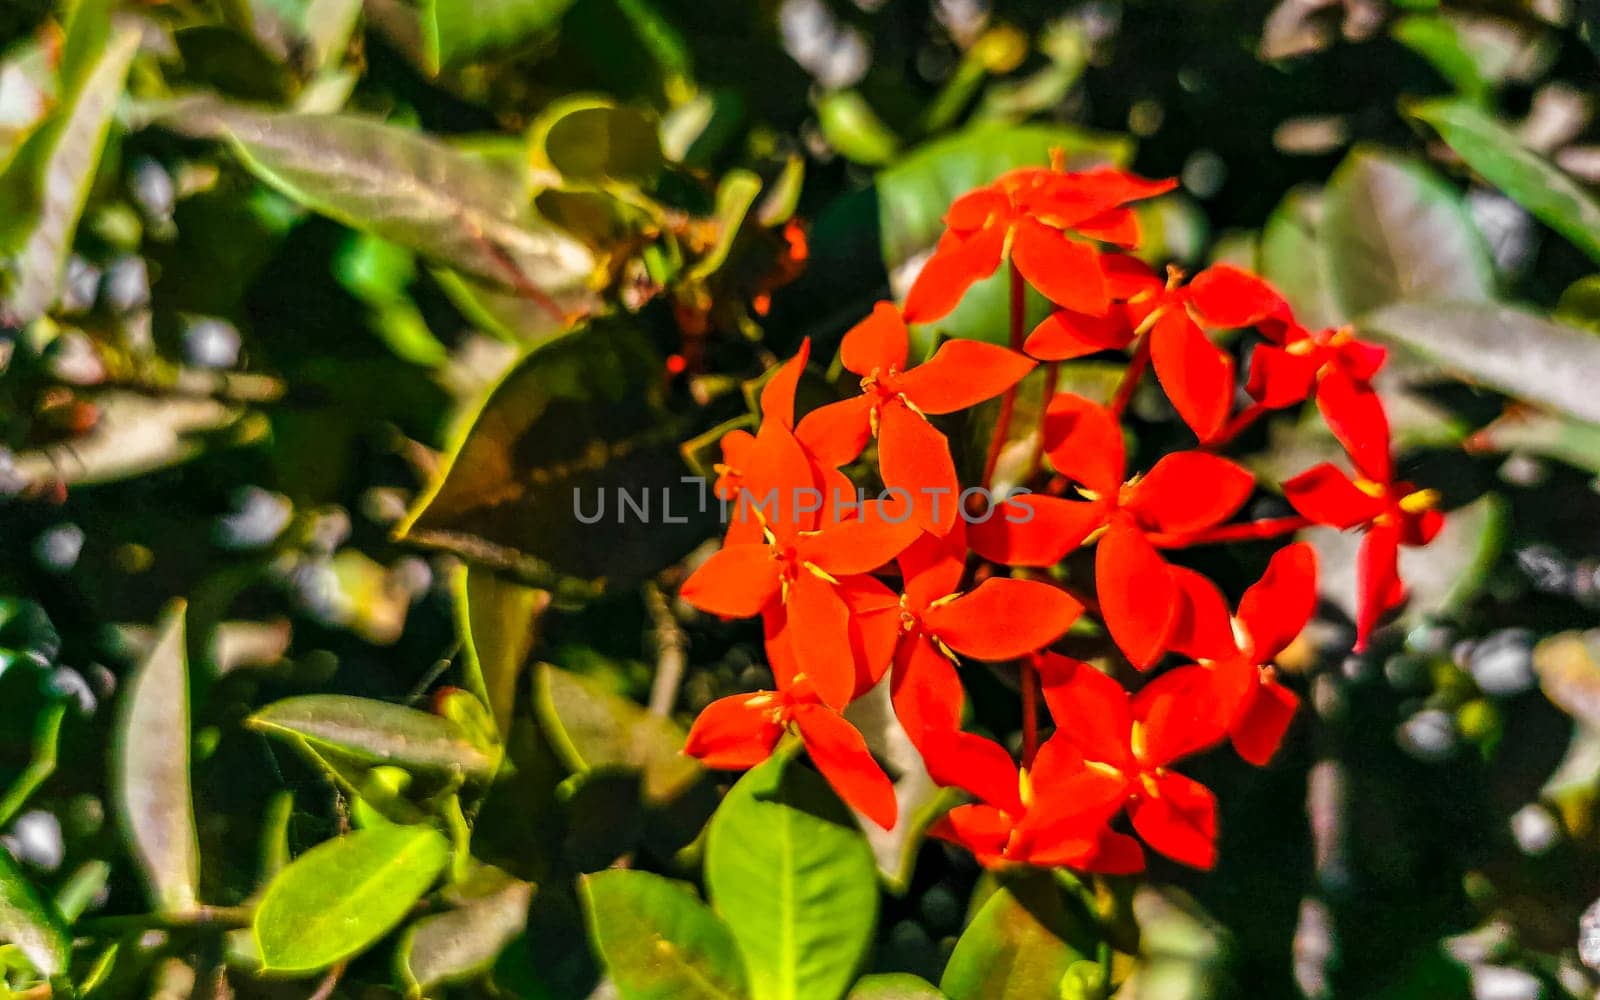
1133,680,1227,766
1283,463,1383,530
680,544,781,617
897,341,1035,414
1025,307,1136,361
1237,542,1318,663
840,301,909,376
1355,522,1404,653
797,517,919,576
1316,368,1392,485
967,494,1107,567
760,337,810,429
785,570,858,710
898,526,969,609
1081,829,1147,874
1072,207,1141,248
1096,517,1179,669
1043,393,1126,495
1012,218,1110,315
878,400,960,532
684,693,785,769
796,395,873,469
1022,736,1129,834
921,728,1024,816
944,188,1010,232
889,634,965,748
1245,344,1318,409
792,703,898,829
1167,567,1238,662
1129,771,1218,869
841,576,902,693
1149,309,1234,443
1037,654,1135,770
726,420,819,544
928,804,1010,862
1187,265,1289,329
1231,675,1298,766
924,578,1083,661
903,227,1005,324
1125,451,1254,536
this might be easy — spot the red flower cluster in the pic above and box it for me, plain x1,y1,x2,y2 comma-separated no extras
678,160,1440,872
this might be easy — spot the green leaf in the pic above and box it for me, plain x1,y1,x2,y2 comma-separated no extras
0,28,139,324
688,169,762,282
396,318,707,595
533,664,702,804
1259,187,1342,329
848,973,947,999
816,91,901,167
1411,97,1600,266
398,873,533,994
581,870,750,1000
421,0,577,70
704,754,877,1000
1359,300,1600,424
253,824,451,974
0,851,69,978
536,99,664,184
248,695,500,782
1469,409,1600,474
939,873,1094,1000
1392,15,1491,103
1320,148,1494,319
876,121,1131,354
454,564,548,740
113,600,201,917
154,102,597,313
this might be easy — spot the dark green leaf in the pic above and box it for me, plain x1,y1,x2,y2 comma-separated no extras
453,565,547,741
253,824,451,974
1259,187,1342,329
248,695,500,782
581,869,750,1000
705,754,877,1000
1360,301,1600,424
154,102,598,311
0,850,69,978
940,873,1094,1000
1411,97,1600,266
396,318,708,595
398,872,533,994
422,0,577,70
538,100,664,183
1321,148,1493,319
1,28,139,324
848,973,947,999
533,664,702,804
113,600,201,917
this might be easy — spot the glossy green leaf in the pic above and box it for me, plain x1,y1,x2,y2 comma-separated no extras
0,28,139,324
537,100,664,183
0,850,69,978
877,121,1131,353
396,318,707,595
422,0,578,70
848,973,946,999
454,565,547,741
1259,186,1342,329
816,91,901,167
1321,148,1494,319
581,869,750,1000
1411,98,1600,266
705,754,877,1000
249,694,500,782
155,101,597,312
253,824,451,974
534,663,702,804
398,873,533,994
113,600,201,916
1392,15,1491,103
940,873,1095,1000
1360,301,1600,424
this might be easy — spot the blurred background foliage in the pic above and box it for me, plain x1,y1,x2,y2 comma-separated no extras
4,0,1600,996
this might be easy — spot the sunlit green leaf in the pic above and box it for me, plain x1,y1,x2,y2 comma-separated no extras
453,564,548,741
848,973,947,999
254,824,450,974
940,873,1095,1000
249,694,500,782
817,91,901,167
581,869,750,1000
534,664,702,804
113,601,201,917
422,0,578,70
0,850,68,978
705,754,877,1000
536,99,664,183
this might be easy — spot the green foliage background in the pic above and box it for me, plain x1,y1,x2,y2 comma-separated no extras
3,0,1600,996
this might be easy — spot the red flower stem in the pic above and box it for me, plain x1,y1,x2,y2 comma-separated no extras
1150,515,1311,549
1025,361,1059,483
981,261,1027,489
1020,654,1040,768
1109,333,1152,419
1206,402,1268,449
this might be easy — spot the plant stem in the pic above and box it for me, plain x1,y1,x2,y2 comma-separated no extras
1020,654,1040,768
1150,515,1311,549
75,905,253,934
645,582,688,717
981,261,1027,489
1108,333,1151,419
1207,402,1268,449
1025,361,1059,484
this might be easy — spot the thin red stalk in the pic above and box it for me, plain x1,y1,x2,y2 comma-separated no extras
981,261,1027,489
1020,654,1040,768
1025,361,1059,483
1207,402,1268,450
1150,515,1311,549
1109,333,1152,419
